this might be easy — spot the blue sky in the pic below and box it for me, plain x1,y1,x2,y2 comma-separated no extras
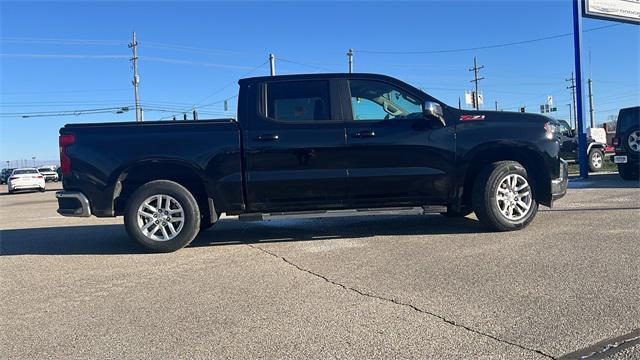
1,0,639,164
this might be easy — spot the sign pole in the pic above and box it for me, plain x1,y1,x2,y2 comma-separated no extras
573,0,589,179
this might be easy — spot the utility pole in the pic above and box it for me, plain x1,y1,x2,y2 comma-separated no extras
32,156,35,167
269,53,276,76
495,101,498,111
469,57,484,110
588,78,595,128
566,72,576,129
458,97,461,109
193,109,198,121
347,48,354,73
128,32,141,122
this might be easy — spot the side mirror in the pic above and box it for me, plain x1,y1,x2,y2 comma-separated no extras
423,101,446,126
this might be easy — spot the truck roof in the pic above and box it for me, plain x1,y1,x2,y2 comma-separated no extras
240,72,415,86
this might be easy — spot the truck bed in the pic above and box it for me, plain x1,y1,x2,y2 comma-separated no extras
60,119,244,217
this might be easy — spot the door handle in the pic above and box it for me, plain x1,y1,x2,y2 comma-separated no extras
256,134,279,141
353,130,376,138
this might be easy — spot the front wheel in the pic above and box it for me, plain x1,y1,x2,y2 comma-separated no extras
472,161,538,231
588,148,604,172
124,180,201,253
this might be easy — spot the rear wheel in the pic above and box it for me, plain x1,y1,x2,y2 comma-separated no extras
588,148,604,172
472,161,538,231
124,180,200,253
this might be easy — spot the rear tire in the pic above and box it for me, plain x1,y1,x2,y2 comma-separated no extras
472,161,538,231
618,162,640,181
588,148,604,172
124,180,200,253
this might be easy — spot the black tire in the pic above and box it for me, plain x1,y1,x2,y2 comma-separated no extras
39,188,46,192
588,148,604,172
124,180,200,253
440,206,473,218
618,162,640,181
472,161,538,231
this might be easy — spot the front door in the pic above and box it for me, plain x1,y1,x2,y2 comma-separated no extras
244,79,348,212
341,78,456,207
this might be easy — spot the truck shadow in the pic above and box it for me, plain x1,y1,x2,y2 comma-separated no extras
568,174,640,189
0,215,487,256
193,215,487,248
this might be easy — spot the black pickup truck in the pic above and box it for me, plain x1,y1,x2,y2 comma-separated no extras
57,73,568,252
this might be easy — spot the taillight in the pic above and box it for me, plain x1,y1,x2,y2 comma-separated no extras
35,175,44,179
612,137,619,146
59,133,75,176
9,176,18,181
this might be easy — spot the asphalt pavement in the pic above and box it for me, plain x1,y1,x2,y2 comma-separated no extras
1,175,639,359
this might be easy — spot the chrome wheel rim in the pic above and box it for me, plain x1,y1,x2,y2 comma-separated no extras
591,151,602,168
137,194,184,241
496,174,532,221
629,131,640,153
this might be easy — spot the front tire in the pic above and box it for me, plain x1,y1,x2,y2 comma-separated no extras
472,161,538,231
588,148,604,172
124,180,200,253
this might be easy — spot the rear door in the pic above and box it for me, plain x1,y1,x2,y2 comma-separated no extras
340,78,456,206
244,78,348,212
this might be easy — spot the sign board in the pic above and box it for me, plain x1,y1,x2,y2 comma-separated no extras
583,0,640,24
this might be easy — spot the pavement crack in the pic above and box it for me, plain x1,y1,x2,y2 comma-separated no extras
245,243,556,359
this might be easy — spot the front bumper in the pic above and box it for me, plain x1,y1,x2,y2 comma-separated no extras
551,159,569,202
56,191,92,217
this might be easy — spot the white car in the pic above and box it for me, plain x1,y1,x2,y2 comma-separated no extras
7,168,46,194
38,166,59,182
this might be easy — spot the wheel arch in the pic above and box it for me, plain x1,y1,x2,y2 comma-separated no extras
112,159,212,218
458,144,553,208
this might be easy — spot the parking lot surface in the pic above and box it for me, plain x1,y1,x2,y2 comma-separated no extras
1,176,639,359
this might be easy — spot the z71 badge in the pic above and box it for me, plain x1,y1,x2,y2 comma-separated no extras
460,115,486,121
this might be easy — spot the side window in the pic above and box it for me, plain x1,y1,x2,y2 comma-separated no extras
349,80,422,121
266,80,331,122
559,121,571,135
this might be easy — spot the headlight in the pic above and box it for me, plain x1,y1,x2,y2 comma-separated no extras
544,122,558,140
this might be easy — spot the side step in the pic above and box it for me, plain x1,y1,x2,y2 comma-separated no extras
238,206,447,222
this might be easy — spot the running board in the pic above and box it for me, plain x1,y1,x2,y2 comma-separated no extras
238,206,447,222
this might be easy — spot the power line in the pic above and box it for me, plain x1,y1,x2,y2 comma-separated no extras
0,106,132,118
0,37,125,45
357,24,620,55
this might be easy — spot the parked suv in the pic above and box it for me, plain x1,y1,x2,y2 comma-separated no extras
612,106,640,180
38,166,59,182
557,119,607,172
1,168,15,184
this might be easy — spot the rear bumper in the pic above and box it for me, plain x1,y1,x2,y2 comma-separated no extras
551,159,568,203
56,191,92,217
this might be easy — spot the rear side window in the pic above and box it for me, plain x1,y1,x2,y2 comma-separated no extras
266,80,331,122
13,169,38,175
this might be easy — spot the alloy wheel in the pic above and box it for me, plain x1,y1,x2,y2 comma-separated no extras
136,194,185,241
628,130,640,153
495,174,532,221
